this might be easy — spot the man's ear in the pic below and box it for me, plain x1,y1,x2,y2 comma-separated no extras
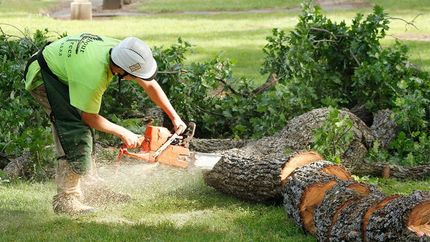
109,62,120,75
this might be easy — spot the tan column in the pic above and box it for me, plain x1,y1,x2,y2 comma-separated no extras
71,0,92,20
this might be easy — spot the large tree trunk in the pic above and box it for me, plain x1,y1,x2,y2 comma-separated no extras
203,148,430,241
199,108,375,174
200,107,429,240
195,108,427,180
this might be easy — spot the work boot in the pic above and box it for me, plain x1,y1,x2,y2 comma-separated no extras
52,159,95,215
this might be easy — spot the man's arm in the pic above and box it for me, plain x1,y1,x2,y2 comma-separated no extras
81,112,140,148
135,79,186,134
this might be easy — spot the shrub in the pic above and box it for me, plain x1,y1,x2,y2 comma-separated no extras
261,3,430,166
312,107,354,164
0,28,57,180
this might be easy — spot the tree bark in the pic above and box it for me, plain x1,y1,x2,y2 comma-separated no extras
365,191,430,242
203,151,325,203
282,160,351,234
330,194,385,242
314,180,384,242
370,109,398,148
203,154,286,203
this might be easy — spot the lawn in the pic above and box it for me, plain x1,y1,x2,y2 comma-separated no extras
0,0,57,15
1,159,429,242
1,0,430,241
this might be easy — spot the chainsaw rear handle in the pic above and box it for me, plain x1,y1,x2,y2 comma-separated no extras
118,146,156,163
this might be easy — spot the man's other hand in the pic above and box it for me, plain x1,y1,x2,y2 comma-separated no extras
120,129,141,148
173,118,187,135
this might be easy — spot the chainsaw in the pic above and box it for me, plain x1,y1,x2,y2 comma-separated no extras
117,122,220,170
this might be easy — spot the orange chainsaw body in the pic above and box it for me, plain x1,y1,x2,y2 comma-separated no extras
118,124,192,168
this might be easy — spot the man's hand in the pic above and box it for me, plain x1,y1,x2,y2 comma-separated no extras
81,112,142,148
119,129,141,148
172,118,187,135
135,79,187,135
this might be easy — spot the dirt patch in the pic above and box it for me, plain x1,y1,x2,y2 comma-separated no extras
48,0,372,19
47,0,143,19
316,0,371,10
393,33,430,42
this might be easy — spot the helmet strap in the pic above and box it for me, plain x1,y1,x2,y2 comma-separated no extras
116,75,123,100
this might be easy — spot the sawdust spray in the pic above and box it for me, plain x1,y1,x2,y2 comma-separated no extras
80,157,202,208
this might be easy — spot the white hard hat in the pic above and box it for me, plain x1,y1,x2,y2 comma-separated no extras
111,37,157,80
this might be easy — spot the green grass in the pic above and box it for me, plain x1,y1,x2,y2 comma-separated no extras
1,163,429,241
0,163,315,241
0,0,58,15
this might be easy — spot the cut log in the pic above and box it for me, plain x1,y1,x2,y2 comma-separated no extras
365,191,430,242
329,194,385,242
314,180,384,242
283,160,352,234
362,194,402,240
197,108,424,179
203,154,285,203
280,151,331,187
203,151,323,203
408,200,430,238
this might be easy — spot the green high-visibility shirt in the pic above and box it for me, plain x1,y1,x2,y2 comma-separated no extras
25,33,119,114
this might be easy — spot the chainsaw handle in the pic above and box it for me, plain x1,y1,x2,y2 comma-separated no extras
117,145,156,163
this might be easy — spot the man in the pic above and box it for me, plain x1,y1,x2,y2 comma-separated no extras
24,33,186,215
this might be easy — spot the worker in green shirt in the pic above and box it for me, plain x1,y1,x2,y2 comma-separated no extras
24,33,187,215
